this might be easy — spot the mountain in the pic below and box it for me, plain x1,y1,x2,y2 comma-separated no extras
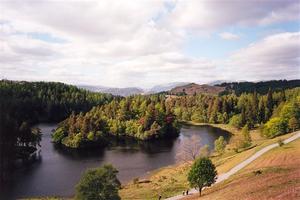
78,85,143,96
100,87,144,96
146,82,190,94
78,85,107,92
169,83,225,95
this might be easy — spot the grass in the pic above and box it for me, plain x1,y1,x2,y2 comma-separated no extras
119,163,190,200
120,122,298,200
183,139,300,200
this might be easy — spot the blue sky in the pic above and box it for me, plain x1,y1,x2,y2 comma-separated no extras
185,21,300,60
0,0,299,88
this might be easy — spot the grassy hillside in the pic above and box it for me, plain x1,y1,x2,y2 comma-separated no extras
184,138,300,200
119,123,297,200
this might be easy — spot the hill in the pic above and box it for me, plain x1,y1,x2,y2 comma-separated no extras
146,82,190,94
184,138,300,200
169,83,225,95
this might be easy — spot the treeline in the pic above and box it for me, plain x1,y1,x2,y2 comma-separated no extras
168,87,300,137
0,80,113,183
52,95,180,148
218,80,300,95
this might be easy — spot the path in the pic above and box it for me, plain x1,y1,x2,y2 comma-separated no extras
165,131,300,200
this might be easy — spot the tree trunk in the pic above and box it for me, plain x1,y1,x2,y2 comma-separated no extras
199,187,202,196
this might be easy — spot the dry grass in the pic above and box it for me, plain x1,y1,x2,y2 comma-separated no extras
183,139,300,200
119,163,191,200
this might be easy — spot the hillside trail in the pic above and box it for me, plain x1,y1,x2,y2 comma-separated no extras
165,131,300,200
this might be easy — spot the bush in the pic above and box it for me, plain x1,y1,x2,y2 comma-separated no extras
75,164,121,200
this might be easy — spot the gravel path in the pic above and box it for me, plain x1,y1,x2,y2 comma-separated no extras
165,131,300,200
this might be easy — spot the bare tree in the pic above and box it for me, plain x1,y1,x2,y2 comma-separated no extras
177,135,210,162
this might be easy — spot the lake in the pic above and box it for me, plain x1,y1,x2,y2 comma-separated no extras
1,123,230,199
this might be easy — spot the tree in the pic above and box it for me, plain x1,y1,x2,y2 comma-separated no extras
229,114,243,128
75,164,121,200
214,136,227,154
288,117,299,132
241,125,251,148
188,157,217,196
199,144,210,158
263,117,287,138
177,135,202,162
265,88,274,120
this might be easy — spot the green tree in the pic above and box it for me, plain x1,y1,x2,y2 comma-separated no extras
229,114,243,128
263,117,287,138
241,125,251,148
188,157,217,196
214,136,227,154
288,117,299,132
75,164,121,200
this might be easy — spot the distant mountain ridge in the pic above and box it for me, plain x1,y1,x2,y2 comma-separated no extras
78,79,300,96
78,85,143,96
169,83,225,95
146,82,189,94
78,82,189,96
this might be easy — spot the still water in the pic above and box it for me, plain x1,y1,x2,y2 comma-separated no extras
2,123,230,199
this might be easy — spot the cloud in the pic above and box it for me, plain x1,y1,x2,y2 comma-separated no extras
165,0,300,32
0,1,299,87
226,32,300,81
219,32,240,40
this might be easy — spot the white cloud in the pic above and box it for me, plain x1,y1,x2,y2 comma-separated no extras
0,0,299,87
165,0,300,32
226,32,300,81
219,32,240,40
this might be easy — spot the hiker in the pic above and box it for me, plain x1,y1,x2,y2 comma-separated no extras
186,189,189,195
158,194,162,200
182,190,185,195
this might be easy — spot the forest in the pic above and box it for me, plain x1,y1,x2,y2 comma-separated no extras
169,87,300,137
0,80,113,183
218,79,300,95
53,83,300,149
1,79,300,183
52,95,180,148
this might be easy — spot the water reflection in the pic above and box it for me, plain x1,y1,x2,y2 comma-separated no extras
0,123,230,199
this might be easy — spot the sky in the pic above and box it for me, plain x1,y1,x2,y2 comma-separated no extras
0,0,300,88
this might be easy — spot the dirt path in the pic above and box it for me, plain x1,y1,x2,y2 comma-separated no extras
165,131,300,200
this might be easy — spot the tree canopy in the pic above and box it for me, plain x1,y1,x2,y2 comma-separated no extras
188,157,217,196
75,164,121,200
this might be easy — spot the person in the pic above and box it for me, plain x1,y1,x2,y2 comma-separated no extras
158,194,162,200
182,190,185,195
186,189,189,195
